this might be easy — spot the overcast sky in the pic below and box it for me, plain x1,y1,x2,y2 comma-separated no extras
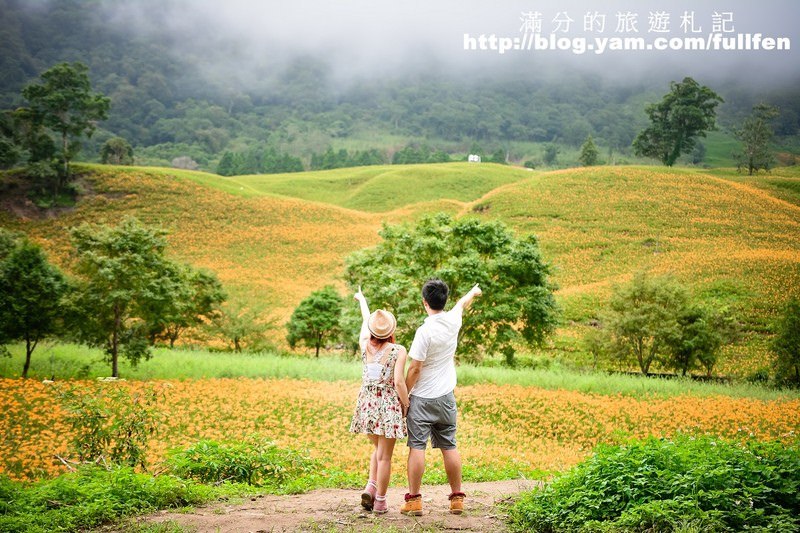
105,0,799,86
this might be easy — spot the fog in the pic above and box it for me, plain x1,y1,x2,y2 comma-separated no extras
104,0,798,89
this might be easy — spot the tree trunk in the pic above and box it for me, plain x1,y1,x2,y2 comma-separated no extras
22,334,37,379
61,130,69,182
112,304,121,378
315,333,321,358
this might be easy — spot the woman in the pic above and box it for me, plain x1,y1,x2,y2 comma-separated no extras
349,286,409,514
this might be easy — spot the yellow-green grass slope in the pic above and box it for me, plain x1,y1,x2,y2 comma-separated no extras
1,162,797,376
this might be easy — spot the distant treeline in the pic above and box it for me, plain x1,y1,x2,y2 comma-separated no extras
216,144,514,175
1,0,799,170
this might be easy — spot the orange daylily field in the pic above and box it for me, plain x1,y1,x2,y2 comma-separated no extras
1,163,799,484
2,378,798,482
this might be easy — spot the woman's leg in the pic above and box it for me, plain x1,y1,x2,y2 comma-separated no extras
373,436,397,513
367,434,379,484
375,436,397,496
362,434,379,510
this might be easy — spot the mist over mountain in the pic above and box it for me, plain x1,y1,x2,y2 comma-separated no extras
1,0,798,169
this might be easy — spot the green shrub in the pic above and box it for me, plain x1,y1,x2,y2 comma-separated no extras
166,436,317,490
0,465,236,533
508,435,800,532
55,382,164,469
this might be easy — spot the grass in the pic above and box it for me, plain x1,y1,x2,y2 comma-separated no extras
168,162,534,213
702,129,740,167
706,165,800,207
471,164,800,376
3,342,798,401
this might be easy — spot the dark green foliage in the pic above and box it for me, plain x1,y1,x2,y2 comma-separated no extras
286,285,343,357
392,143,451,165
579,135,600,166
489,148,507,164
772,298,800,386
666,305,736,377
509,435,800,532
0,235,68,378
543,144,559,166
0,465,227,533
633,77,723,167
733,103,779,175
310,147,387,170
55,383,164,469
100,136,134,165
216,150,238,176
344,213,559,364
216,147,303,175
19,61,110,181
0,111,19,169
262,146,303,173
0,2,797,170
167,436,316,489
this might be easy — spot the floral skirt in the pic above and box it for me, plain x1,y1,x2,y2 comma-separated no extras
349,382,407,439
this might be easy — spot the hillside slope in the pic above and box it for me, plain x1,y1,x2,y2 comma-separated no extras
1,162,797,375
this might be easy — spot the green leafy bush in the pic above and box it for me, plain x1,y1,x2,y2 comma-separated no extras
0,465,236,533
55,382,164,469
509,435,800,532
166,436,317,490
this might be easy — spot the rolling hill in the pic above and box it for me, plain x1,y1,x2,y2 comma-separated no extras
1,162,798,376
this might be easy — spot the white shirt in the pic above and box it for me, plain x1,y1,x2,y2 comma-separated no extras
408,307,463,398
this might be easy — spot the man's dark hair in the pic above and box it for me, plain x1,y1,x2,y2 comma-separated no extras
422,278,449,311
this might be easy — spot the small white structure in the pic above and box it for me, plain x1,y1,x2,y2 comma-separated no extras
468,154,481,163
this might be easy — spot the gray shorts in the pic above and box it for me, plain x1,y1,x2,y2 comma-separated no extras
406,391,457,450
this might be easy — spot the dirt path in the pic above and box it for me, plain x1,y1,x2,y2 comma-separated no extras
133,479,539,532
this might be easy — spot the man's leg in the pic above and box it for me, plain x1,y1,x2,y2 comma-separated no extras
402,396,428,515
407,447,425,495
441,447,462,494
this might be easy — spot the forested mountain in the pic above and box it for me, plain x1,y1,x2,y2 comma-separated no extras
1,0,798,171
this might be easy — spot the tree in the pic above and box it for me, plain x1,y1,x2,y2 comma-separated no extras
733,103,779,175
579,135,599,166
633,77,723,167
20,62,110,184
489,148,507,164
543,144,559,166
287,286,343,357
0,111,20,169
344,213,559,364
666,305,735,377
68,217,180,377
604,272,689,375
144,266,226,348
216,151,239,176
211,302,273,353
0,236,68,378
772,298,800,386
100,136,134,165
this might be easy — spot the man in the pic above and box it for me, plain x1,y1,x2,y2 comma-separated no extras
401,278,482,516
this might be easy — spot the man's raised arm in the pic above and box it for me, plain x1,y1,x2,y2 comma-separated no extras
452,283,483,313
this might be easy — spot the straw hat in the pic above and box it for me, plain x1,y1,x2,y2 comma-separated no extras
368,309,396,339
